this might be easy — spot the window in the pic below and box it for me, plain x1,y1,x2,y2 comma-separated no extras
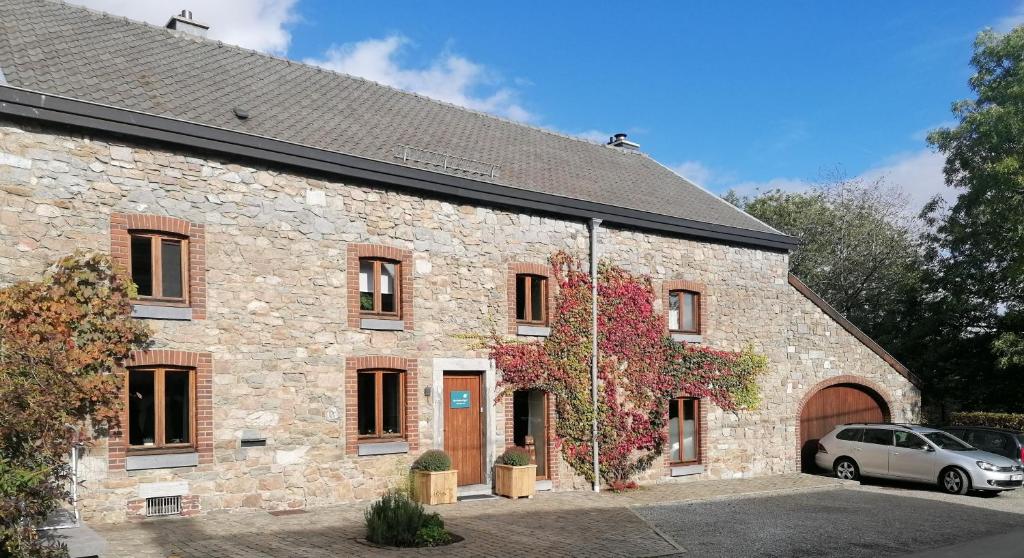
515,274,547,325
668,398,700,463
862,428,893,446
836,428,864,442
359,258,400,318
129,232,188,303
668,290,700,333
357,370,405,439
127,367,195,451
894,431,930,450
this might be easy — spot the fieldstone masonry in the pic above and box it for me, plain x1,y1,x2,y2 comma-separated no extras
0,118,920,522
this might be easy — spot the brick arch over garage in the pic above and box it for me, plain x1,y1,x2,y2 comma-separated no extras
796,375,894,473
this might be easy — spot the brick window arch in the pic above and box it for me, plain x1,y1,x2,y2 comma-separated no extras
110,213,207,320
108,350,213,471
661,279,708,337
508,262,556,334
345,355,419,456
347,244,413,331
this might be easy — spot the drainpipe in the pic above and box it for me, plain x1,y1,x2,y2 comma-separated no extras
589,218,602,492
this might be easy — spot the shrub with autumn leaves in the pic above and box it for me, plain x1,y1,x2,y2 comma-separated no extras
0,253,149,557
487,252,767,486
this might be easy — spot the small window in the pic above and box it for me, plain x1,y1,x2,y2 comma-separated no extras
668,398,700,463
862,428,893,446
836,428,864,442
515,274,547,325
359,258,400,318
128,367,194,450
668,290,700,333
129,232,188,303
894,431,929,450
357,370,405,439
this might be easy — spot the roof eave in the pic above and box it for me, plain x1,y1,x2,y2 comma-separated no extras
0,85,800,251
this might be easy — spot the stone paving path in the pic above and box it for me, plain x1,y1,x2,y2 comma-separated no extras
94,473,845,557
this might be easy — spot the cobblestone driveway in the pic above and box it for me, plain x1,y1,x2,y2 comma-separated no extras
94,474,843,557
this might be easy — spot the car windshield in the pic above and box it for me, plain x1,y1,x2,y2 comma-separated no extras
923,432,974,451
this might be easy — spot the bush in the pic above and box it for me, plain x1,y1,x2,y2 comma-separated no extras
412,449,451,472
951,411,1024,431
608,480,638,492
414,513,452,547
498,447,531,467
364,489,427,547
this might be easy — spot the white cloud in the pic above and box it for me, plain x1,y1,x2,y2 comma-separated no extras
571,130,613,143
858,149,951,210
669,161,715,186
305,36,533,122
68,0,299,54
721,176,814,198
996,1,1024,32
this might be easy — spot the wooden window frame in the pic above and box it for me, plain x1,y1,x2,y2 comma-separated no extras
358,258,402,319
129,231,190,307
670,397,701,465
126,366,197,455
668,289,701,334
516,274,548,325
356,369,407,440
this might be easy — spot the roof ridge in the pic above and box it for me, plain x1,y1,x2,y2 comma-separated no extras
53,0,622,153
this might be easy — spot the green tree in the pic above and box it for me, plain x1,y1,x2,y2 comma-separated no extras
0,253,150,557
927,27,1024,411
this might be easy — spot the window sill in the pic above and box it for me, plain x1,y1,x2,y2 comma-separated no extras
360,318,405,331
670,463,705,477
671,333,702,344
357,440,410,456
517,325,551,337
132,304,193,321
126,451,199,471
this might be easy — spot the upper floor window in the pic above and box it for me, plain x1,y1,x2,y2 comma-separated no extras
128,367,195,451
668,290,700,334
130,232,188,304
516,274,548,325
357,369,405,439
359,258,400,318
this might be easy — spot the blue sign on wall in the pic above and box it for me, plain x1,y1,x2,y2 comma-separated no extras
450,390,471,409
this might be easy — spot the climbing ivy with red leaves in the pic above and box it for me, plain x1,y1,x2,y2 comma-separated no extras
489,252,766,485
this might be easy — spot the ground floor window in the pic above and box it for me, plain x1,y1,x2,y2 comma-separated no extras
128,367,194,450
512,389,549,479
669,397,700,463
357,369,405,439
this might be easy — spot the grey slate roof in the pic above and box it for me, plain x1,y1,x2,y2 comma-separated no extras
0,0,783,238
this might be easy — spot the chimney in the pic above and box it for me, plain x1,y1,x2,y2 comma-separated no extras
607,133,640,151
165,10,209,38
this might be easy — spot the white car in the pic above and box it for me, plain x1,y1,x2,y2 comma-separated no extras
815,423,1023,494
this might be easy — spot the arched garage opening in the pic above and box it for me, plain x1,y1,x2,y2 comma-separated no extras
799,380,891,473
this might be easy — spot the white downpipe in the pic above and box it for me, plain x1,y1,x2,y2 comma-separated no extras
589,218,601,492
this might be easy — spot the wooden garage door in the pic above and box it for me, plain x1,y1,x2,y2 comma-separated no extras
800,384,886,472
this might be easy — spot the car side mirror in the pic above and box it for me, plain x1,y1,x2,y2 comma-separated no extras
923,446,935,452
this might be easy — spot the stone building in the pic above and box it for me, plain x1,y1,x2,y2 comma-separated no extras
0,0,919,523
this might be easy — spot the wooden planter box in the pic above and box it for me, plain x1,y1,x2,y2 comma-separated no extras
494,464,536,499
413,470,458,505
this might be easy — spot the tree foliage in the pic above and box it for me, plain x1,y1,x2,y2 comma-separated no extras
0,253,149,557
485,252,767,485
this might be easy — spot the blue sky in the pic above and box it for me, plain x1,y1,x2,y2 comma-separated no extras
75,1,1024,209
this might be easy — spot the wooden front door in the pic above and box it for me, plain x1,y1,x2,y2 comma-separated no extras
443,373,484,486
799,384,887,472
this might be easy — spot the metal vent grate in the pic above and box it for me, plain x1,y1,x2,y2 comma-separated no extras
145,495,182,517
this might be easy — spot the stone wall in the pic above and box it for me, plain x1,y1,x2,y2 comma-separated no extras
0,118,919,522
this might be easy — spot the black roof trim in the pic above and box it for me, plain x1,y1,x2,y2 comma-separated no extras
0,85,799,251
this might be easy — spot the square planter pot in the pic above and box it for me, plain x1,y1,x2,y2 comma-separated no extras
413,470,458,505
494,464,536,499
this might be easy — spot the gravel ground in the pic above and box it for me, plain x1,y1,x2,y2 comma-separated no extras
634,488,1024,558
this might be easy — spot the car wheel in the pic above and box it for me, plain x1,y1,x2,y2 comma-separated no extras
940,467,970,495
834,457,859,481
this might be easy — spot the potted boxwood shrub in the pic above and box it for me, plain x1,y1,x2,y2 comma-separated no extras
494,447,536,499
411,449,457,505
